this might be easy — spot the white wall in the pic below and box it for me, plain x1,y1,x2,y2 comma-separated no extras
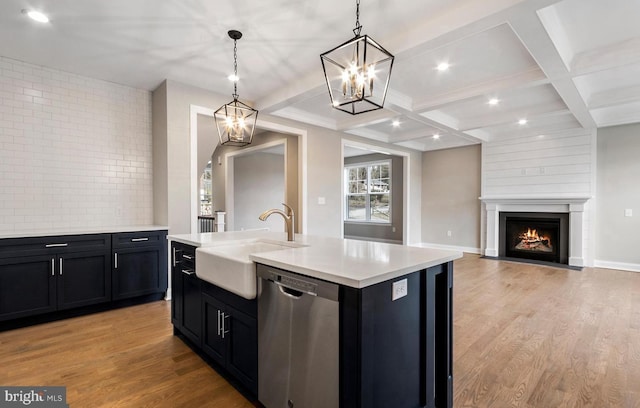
595,124,640,271
481,130,596,197
233,152,285,231
481,129,597,265
0,56,153,233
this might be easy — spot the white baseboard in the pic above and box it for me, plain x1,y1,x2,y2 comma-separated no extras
165,288,172,301
593,260,640,273
413,242,482,254
344,235,402,244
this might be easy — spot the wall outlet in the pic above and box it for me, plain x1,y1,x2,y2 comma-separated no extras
392,226,396,233
392,279,408,301
625,209,633,217
317,197,326,205
447,230,452,237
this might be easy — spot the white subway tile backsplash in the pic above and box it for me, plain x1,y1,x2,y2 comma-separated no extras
0,56,153,233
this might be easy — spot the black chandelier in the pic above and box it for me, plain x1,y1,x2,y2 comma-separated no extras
320,0,394,115
215,30,258,147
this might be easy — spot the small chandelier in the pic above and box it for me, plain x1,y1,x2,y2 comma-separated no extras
215,30,258,147
320,0,394,115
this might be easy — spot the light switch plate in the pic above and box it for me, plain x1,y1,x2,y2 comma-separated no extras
317,197,326,205
625,209,633,217
392,279,408,301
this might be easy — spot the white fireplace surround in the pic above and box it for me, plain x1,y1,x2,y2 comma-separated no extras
480,196,592,267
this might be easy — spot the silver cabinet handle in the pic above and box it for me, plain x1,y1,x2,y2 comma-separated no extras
45,243,68,248
51,258,55,276
172,247,176,267
181,269,195,276
131,237,149,242
114,252,118,269
59,258,63,276
221,313,230,339
217,310,222,336
182,254,193,260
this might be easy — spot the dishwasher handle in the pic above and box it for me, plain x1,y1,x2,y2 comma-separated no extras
277,283,305,299
274,279,317,298
257,265,339,302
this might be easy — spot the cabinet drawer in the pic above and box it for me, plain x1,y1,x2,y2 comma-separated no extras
173,243,196,270
112,231,166,249
0,234,111,258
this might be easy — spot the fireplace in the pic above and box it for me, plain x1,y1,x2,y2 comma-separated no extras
499,212,569,265
481,197,590,267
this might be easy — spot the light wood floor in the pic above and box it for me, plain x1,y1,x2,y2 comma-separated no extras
1,254,639,407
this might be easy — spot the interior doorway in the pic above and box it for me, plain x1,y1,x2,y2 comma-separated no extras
341,140,411,244
189,104,307,234
225,141,287,232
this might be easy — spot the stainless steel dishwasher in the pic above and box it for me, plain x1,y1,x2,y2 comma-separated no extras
257,264,339,408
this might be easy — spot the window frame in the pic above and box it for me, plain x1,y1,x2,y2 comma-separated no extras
344,159,392,224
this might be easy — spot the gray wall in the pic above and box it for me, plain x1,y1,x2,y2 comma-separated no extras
152,80,229,234
152,81,168,226
344,153,403,243
233,152,285,231
596,124,640,265
210,131,299,232
152,80,423,242
421,144,481,250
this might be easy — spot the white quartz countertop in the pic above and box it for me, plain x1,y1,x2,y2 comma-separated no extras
0,225,168,240
167,230,462,288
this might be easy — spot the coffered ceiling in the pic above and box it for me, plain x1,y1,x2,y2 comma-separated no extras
0,0,638,151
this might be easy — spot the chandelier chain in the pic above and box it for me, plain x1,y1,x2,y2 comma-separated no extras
233,38,238,100
353,0,362,36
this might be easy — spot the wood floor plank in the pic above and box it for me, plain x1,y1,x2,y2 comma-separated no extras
1,254,639,407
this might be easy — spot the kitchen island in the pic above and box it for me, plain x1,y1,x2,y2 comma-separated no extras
168,231,461,408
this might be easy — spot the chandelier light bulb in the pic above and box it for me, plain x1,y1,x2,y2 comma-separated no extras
23,9,49,23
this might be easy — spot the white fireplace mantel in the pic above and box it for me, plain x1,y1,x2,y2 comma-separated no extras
480,196,592,267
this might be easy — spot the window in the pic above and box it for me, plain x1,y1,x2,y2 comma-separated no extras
345,160,391,223
200,161,213,216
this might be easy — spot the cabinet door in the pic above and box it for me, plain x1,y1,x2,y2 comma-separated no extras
226,304,258,395
0,255,56,321
57,251,111,310
171,245,183,329
112,246,164,300
181,269,202,345
202,293,226,366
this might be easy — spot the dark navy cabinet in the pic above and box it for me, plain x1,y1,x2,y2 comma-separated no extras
0,234,111,321
171,241,258,399
171,242,201,345
112,230,167,300
340,262,453,408
201,281,258,396
0,230,167,327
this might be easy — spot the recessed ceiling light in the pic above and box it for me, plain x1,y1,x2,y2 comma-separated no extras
518,119,528,125
488,98,499,106
23,9,49,23
227,74,239,82
392,120,400,127
436,62,450,72
433,134,440,140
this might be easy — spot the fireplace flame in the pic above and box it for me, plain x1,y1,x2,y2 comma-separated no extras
516,227,553,252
